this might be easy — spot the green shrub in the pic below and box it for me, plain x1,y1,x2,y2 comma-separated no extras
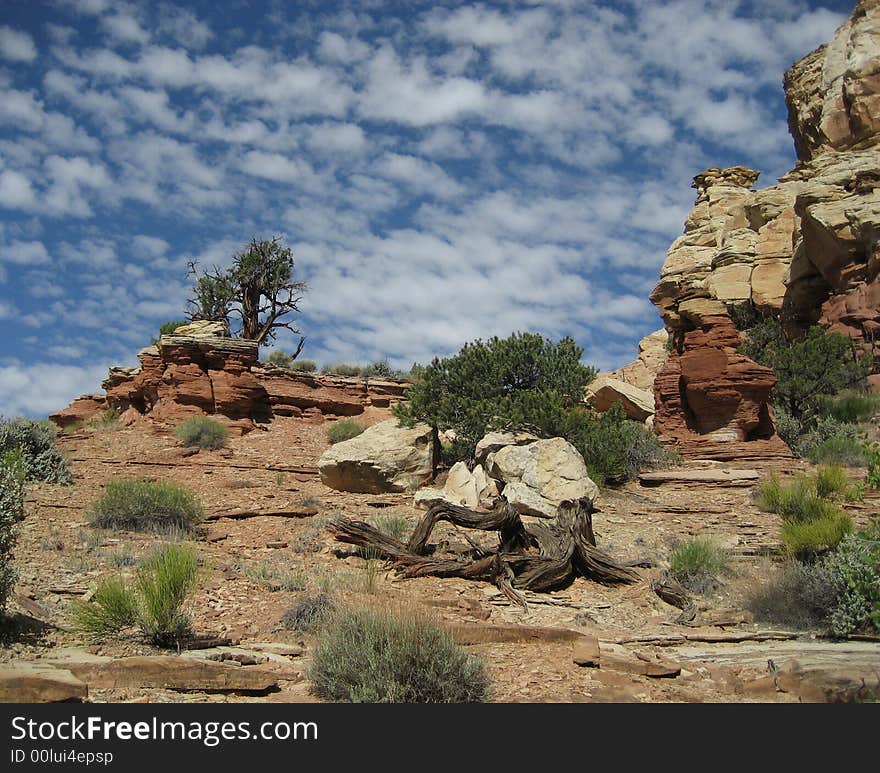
0,451,26,615
174,416,229,450
322,364,362,377
806,435,870,467
326,419,365,445
867,445,880,489
282,593,334,633
813,465,859,501
395,332,595,460
136,544,198,647
88,479,203,533
72,577,138,638
159,320,187,337
308,605,489,703
73,544,198,647
0,417,71,484
361,361,393,378
748,523,880,637
781,513,853,559
572,403,671,485
757,473,845,523
374,514,410,542
87,408,122,433
818,391,880,424
291,359,317,372
668,537,730,593
823,524,880,637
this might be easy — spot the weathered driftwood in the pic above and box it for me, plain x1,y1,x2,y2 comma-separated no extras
650,573,697,624
328,496,639,605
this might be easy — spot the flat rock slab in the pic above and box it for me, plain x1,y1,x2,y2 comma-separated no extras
0,664,88,703
450,623,586,645
49,656,282,694
572,635,601,667
600,644,682,678
639,469,760,486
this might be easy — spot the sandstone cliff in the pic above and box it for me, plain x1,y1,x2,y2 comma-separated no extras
51,322,409,430
643,0,880,459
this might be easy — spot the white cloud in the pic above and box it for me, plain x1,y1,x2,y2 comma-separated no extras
102,11,150,47
239,150,319,187
0,362,112,417
156,5,213,50
0,169,36,209
0,240,50,266
374,153,464,199
359,47,488,125
131,235,169,259
0,26,37,63
43,155,112,217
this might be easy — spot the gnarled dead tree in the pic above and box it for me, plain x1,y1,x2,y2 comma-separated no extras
328,496,639,608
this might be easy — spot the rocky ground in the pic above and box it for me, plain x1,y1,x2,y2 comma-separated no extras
3,409,879,704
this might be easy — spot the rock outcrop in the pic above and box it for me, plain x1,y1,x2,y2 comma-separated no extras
318,419,436,493
586,375,655,422
644,0,880,458
606,329,670,393
51,328,409,428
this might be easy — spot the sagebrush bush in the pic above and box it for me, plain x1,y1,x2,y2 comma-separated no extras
806,435,870,467
781,513,853,559
326,419,365,444
0,417,71,484
88,479,203,533
822,524,880,637
73,544,198,647
668,537,730,593
747,522,880,637
282,593,334,633
746,560,841,631
308,605,489,703
174,416,229,450
0,451,26,615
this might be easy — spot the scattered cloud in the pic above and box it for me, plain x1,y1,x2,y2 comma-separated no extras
0,1,851,417
0,26,37,63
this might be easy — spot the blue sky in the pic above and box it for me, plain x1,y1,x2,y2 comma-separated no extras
0,0,854,417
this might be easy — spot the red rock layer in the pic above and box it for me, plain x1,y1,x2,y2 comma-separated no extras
653,317,789,460
51,335,410,429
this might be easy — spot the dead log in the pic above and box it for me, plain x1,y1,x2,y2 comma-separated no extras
651,573,697,624
328,495,639,599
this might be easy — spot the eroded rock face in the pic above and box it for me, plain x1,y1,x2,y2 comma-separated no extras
318,419,436,493
53,333,409,428
645,1,880,458
49,394,107,428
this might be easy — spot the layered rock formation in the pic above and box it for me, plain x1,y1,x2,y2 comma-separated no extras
645,0,880,459
51,324,409,429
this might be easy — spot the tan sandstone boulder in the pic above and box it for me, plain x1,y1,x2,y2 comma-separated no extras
586,375,655,421
488,437,599,518
319,419,435,493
